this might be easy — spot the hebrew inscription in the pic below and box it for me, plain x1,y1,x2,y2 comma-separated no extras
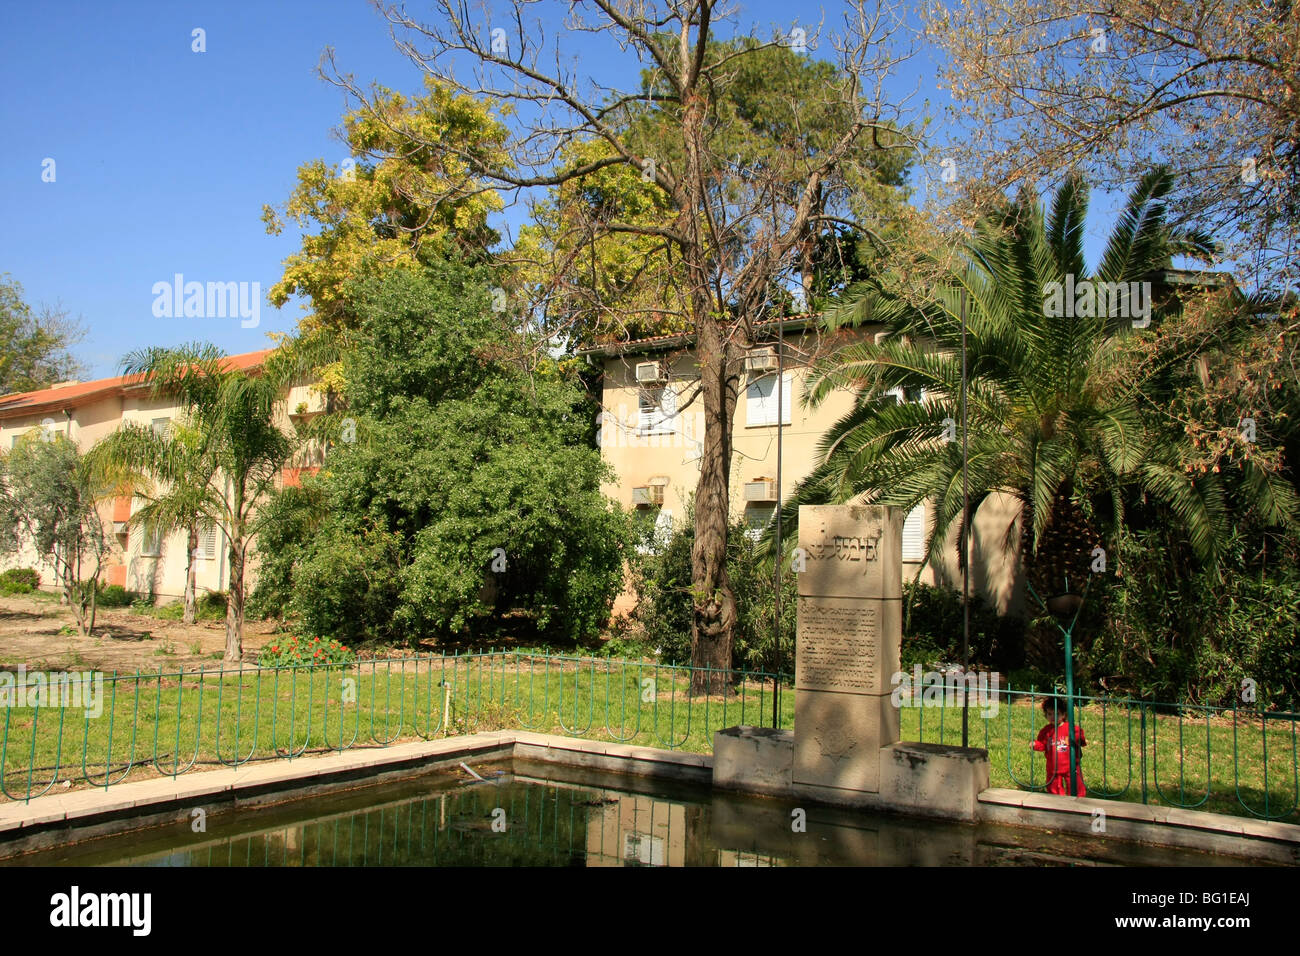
797,598,877,692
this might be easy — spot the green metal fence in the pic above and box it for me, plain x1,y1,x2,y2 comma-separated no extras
905,683,1299,822
3,654,1297,824
0,652,790,804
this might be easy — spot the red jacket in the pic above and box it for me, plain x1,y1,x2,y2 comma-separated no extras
1034,719,1087,796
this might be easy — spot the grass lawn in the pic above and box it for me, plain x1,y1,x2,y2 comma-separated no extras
2,653,1295,824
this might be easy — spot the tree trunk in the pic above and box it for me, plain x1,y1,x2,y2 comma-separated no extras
183,525,198,626
224,533,245,663
678,77,740,697
689,317,739,696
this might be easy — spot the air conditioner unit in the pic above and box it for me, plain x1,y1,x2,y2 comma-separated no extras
635,361,667,384
744,478,778,502
112,521,129,536
632,485,665,507
744,348,778,372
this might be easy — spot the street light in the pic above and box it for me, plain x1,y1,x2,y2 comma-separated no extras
1026,574,1090,797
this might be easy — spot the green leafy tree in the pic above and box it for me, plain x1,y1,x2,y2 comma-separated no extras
267,264,629,646
781,168,1299,668
0,275,87,396
0,433,110,635
117,345,298,660
262,77,511,410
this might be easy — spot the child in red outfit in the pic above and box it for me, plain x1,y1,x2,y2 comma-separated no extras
1032,698,1087,796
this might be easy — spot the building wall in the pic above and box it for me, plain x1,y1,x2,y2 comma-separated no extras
0,373,323,603
594,326,1023,614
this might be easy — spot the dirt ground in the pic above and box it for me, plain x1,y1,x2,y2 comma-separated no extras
0,592,277,674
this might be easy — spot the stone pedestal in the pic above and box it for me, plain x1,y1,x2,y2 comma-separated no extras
792,505,902,797
712,726,793,797
880,742,990,822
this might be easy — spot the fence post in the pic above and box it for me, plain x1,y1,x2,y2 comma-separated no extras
1139,703,1148,805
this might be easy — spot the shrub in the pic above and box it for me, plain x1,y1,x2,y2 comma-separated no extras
0,568,40,594
287,522,405,646
630,509,794,674
247,483,326,620
154,601,186,620
1078,529,1300,706
96,584,133,608
263,267,630,649
258,635,356,668
1005,667,1062,691
900,581,1023,673
197,591,227,620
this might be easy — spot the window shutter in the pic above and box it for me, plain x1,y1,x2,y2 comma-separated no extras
747,373,791,426
660,386,677,420
902,504,926,561
639,388,677,433
202,525,218,560
141,525,162,557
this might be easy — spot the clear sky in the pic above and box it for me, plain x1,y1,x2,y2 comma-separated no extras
1,1,1117,381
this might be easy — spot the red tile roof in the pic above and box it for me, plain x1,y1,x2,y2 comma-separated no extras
576,313,821,358
0,349,274,420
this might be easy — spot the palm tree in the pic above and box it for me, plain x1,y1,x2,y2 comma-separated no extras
114,344,298,661
88,416,217,625
780,168,1298,668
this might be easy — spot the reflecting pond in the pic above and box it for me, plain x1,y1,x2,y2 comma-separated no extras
5,758,1254,867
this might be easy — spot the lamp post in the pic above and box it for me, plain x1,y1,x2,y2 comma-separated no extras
1025,576,1089,797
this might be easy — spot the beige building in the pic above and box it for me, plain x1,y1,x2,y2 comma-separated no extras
579,317,1022,613
0,350,325,601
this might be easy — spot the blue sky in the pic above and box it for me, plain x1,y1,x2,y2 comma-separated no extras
0,1,1116,381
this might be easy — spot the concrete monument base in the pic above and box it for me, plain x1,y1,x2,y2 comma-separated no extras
712,726,794,797
879,742,990,822
712,728,989,823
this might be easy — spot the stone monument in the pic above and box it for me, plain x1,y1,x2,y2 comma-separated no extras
713,503,990,822
791,504,901,798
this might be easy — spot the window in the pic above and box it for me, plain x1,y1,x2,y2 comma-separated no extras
744,504,776,541
902,504,926,561
197,524,219,560
638,387,677,434
635,508,675,555
151,417,170,437
140,525,162,557
746,372,792,427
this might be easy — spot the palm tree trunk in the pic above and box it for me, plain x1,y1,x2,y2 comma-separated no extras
223,490,248,663
184,525,198,625
1021,484,1098,674
224,537,245,662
